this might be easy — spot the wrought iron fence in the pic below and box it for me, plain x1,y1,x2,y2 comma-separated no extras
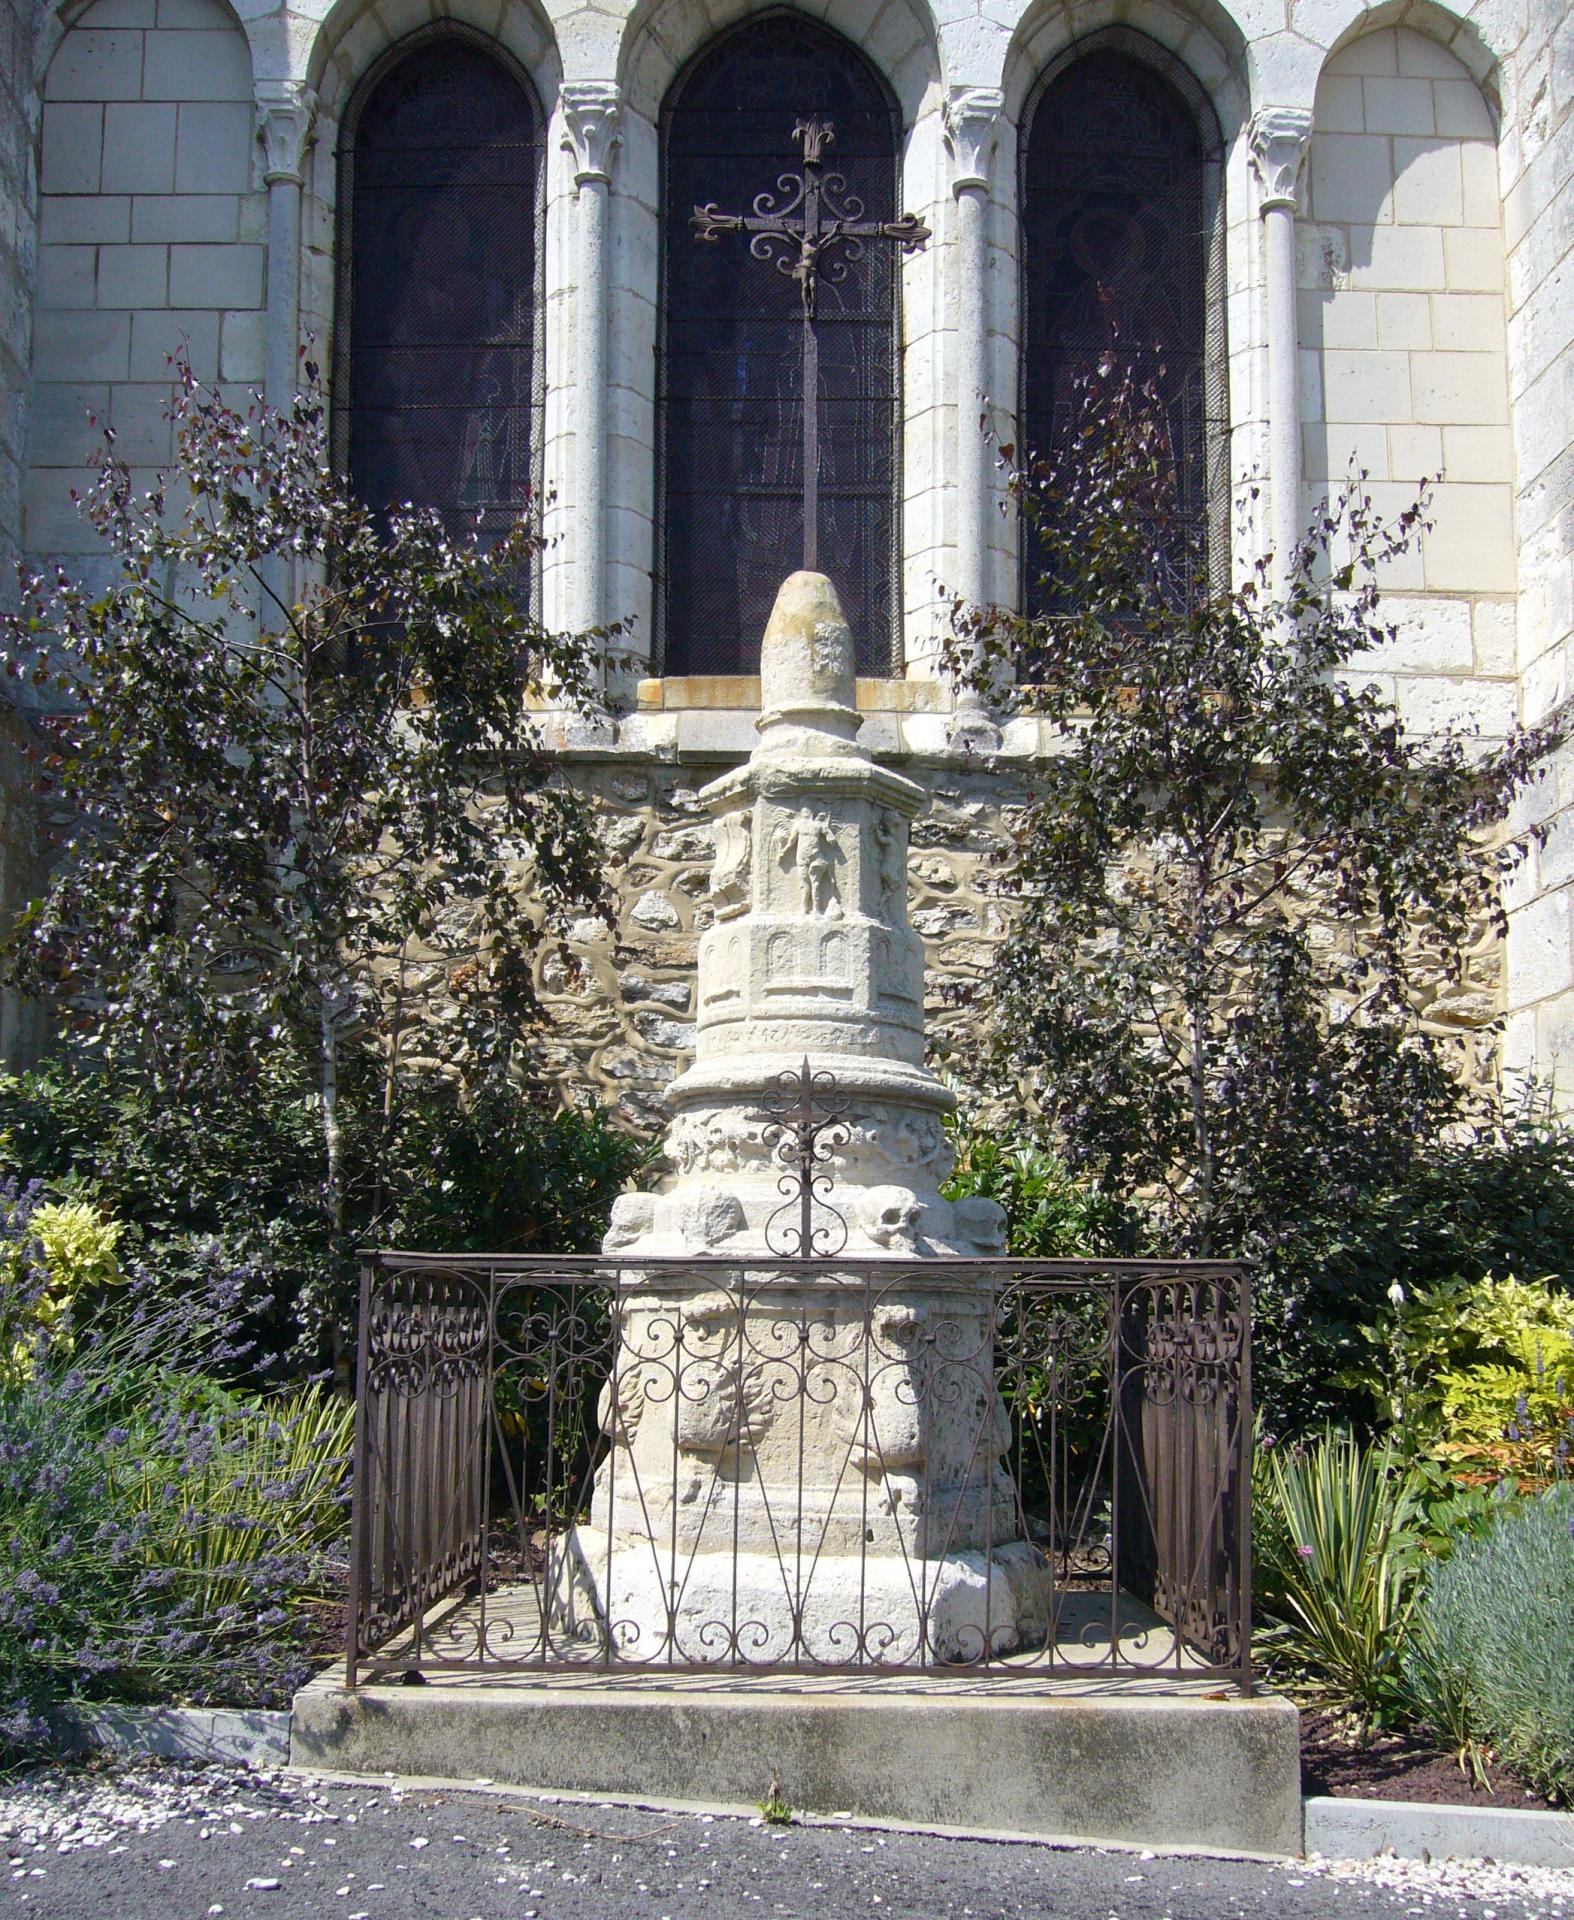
347,1252,1252,1687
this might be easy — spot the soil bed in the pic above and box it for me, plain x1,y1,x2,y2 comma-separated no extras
1300,1709,1562,1813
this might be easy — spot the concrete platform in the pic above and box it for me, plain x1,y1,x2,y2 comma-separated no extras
290,1667,1303,1857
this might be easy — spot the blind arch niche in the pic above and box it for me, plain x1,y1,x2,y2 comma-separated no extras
1019,33,1227,613
658,11,903,677
333,30,545,561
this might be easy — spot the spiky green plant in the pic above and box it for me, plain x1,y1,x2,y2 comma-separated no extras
1254,1428,1426,1719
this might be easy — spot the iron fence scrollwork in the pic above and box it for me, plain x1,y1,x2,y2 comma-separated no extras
347,1247,1253,1690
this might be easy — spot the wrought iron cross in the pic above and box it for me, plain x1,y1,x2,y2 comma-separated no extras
752,1057,851,1260
693,118,930,573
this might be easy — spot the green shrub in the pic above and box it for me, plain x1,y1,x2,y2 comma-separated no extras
1344,1272,1574,1470
1253,1428,1427,1720
943,1108,1133,1257
1412,1486,1574,1804
1257,1112,1574,1434
0,1186,122,1385
0,1060,650,1380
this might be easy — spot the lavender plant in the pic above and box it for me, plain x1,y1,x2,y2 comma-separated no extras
0,1219,349,1754
1411,1485,1574,1803
0,359,614,1372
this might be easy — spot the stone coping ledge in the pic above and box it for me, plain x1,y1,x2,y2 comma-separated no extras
49,1702,292,1769
288,1674,1303,1857
635,676,947,714
44,1692,1574,1875
1305,1795,1574,1869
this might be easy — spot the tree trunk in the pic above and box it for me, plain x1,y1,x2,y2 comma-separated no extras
319,985,351,1395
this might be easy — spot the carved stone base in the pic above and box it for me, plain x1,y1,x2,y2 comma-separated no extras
556,1537,1049,1666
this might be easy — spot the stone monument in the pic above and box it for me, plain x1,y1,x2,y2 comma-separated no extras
568,572,1045,1663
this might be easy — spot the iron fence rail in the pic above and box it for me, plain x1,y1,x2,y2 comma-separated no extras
347,1252,1252,1689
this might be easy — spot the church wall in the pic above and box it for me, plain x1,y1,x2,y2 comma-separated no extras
1299,28,1518,741
363,745,1501,1125
23,0,265,574
1499,0,1574,1104
0,0,1570,1102
0,0,37,586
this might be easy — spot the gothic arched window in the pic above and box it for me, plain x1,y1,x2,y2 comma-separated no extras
1020,37,1226,611
659,13,902,676
334,33,543,557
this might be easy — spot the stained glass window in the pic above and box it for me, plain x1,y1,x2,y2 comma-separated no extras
659,13,901,676
1020,42,1226,612
335,35,542,559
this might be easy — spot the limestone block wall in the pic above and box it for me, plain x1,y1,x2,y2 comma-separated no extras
1500,0,1574,1104
0,0,37,585
25,0,264,574
1298,27,1517,741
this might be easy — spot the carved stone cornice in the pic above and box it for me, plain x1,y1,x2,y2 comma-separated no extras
561,81,623,186
1248,106,1314,212
255,80,317,188
943,86,1005,195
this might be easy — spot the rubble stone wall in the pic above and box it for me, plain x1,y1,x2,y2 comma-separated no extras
389,751,1504,1136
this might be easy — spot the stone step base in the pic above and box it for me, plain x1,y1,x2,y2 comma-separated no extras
290,1670,1302,1858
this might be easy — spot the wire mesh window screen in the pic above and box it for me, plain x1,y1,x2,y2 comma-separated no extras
335,37,543,565
1020,47,1226,616
659,15,902,676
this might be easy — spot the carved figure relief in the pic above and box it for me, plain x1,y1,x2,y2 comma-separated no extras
871,808,904,919
829,1304,927,1475
873,929,918,1004
671,1297,775,1458
772,806,843,918
604,1192,655,1251
710,809,753,918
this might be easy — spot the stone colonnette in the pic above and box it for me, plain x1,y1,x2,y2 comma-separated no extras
565,573,1043,1663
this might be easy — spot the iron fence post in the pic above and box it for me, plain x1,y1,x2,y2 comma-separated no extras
1236,1260,1255,1696
345,1254,375,1690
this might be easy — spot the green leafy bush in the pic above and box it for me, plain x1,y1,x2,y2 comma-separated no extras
0,1060,650,1380
1412,1487,1574,1804
1257,1114,1574,1433
0,1186,122,1384
943,1108,1132,1257
1345,1272,1574,1466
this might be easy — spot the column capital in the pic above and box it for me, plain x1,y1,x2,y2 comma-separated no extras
1248,106,1313,213
943,86,1005,195
255,80,317,187
561,81,623,186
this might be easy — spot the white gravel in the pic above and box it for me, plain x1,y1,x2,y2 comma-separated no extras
1293,1848,1574,1916
0,1759,356,1857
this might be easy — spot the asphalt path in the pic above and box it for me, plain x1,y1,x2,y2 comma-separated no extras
5,1768,1571,1920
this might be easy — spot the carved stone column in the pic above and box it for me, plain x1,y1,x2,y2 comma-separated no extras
943,88,1004,747
255,80,316,613
565,572,1041,1664
255,80,316,418
561,82,622,655
1249,107,1313,600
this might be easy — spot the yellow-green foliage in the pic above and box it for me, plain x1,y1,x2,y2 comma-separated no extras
1,1198,121,1384
1352,1273,1574,1454
1431,1277,1573,1448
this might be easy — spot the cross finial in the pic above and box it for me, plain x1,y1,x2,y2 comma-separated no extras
691,114,931,576
792,117,835,166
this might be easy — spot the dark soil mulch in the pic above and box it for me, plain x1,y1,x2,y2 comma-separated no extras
1301,1709,1562,1812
